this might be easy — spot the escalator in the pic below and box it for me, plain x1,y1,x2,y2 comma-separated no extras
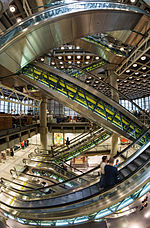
29,129,111,163
21,62,150,144
0,134,149,226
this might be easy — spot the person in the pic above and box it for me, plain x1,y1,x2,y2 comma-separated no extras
10,148,14,157
65,137,70,147
21,141,24,149
103,157,120,190
99,156,108,188
114,159,119,167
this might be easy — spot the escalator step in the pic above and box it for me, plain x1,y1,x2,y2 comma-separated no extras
133,158,143,167
120,168,130,177
145,149,150,155
127,163,137,172
139,154,149,161
82,188,91,198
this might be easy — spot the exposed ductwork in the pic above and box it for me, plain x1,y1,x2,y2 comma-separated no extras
0,0,13,14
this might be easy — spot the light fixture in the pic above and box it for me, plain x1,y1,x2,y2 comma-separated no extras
95,81,99,83
93,84,97,87
85,61,89,64
67,56,72,59
41,58,44,61
68,61,72,64
69,46,72,49
16,18,22,23
58,56,62,59
76,46,80,49
124,80,127,83
130,0,136,3
136,78,140,80
60,62,63,64
142,66,146,70
54,66,57,68
61,66,64,68
9,5,16,13
135,72,139,75
51,62,55,65
117,79,119,82
120,47,124,51
77,56,81,59
86,81,90,83
141,56,146,60
86,56,90,59
95,56,99,60
126,69,130,73
61,47,64,50
99,77,102,80
129,76,133,79
88,76,92,79
68,66,72,68
133,63,137,67
143,74,146,77
77,61,80,64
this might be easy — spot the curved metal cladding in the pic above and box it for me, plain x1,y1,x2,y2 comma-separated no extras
21,63,150,144
0,1,146,72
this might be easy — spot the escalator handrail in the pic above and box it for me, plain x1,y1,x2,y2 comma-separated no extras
114,127,150,159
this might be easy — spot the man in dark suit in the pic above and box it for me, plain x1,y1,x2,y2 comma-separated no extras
103,157,120,189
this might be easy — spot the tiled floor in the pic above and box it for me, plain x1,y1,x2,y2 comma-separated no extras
0,145,36,180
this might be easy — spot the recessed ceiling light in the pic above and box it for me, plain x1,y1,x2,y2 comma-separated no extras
130,0,135,3
124,80,127,82
142,66,146,70
143,74,146,77
77,61,80,64
16,18,22,23
129,76,133,79
41,58,44,61
86,81,90,83
131,81,134,84
95,56,99,60
85,61,89,64
93,84,97,87
88,77,92,79
67,56,72,59
133,63,137,67
141,56,146,60
9,5,16,12
136,78,140,80
54,66,57,68
86,56,90,59
99,77,102,80
61,66,64,68
51,62,55,65
95,81,99,83
61,47,64,50
69,46,72,49
68,66,72,68
76,46,80,49
120,47,124,51
126,69,130,73
68,61,72,64
60,62,63,64
77,56,81,59
135,72,139,75
58,56,62,59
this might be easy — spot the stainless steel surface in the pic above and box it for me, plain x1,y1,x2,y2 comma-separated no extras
0,1,145,73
